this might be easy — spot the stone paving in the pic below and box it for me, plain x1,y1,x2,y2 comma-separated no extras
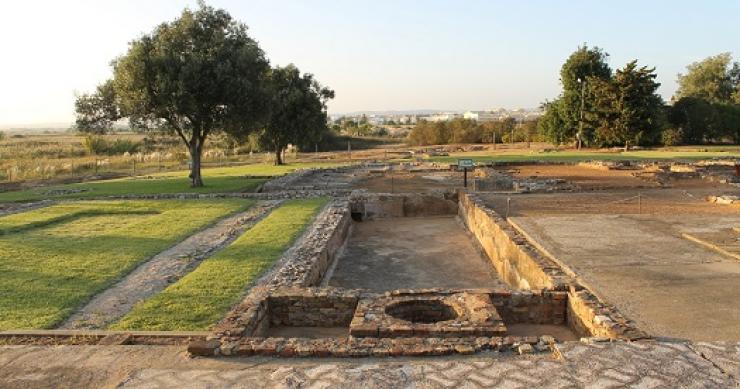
0,340,738,388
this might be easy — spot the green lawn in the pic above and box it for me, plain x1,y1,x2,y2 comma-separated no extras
0,199,254,330
111,198,328,331
424,149,739,164
0,162,343,202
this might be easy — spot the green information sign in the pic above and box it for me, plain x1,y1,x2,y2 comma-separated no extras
458,159,474,168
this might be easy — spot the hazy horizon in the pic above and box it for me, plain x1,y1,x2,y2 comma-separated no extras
1,0,738,127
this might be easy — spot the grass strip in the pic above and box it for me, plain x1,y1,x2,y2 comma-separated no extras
111,197,328,331
0,199,253,330
0,162,343,202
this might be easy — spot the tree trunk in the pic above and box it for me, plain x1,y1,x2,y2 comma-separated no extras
274,148,284,165
189,142,204,187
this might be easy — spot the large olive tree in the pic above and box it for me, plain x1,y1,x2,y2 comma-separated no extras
76,3,270,186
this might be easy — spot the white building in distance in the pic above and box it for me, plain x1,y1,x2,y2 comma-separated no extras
463,110,498,122
423,112,462,122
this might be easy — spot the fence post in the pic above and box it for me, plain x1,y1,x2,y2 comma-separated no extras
638,193,642,214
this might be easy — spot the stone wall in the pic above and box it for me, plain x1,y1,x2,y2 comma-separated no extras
457,190,570,290
490,290,567,325
267,200,352,287
267,288,359,328
107,190,352,201
213,201,353,338
349,191,458,220
567,287,647,340
259,167,359,192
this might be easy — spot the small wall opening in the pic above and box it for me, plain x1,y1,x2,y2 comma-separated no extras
385,300,458,324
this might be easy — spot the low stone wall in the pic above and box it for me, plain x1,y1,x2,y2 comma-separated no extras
212,201,353,338
259,167,359,192
457,190,570,290
491,290,567,325
267,200,352,287
106,190,352,201
349,191,458,220
267,288,359,328
194,287,561,357
567,287,647,341
204,333,555,358
349,289,505,338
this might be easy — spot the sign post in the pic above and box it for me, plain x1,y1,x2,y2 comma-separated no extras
458,159,474,188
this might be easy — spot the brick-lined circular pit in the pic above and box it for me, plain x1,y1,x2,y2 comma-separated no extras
385,300,458,324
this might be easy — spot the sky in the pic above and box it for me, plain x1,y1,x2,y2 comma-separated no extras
0,0,738,128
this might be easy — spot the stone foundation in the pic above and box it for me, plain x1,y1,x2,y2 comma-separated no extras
349,290,506,338
567,287,647,340
457,190,570,290
267,200,352,287
194,287,567,357
491,290,567,326
192,174,650,358
349,191,458,220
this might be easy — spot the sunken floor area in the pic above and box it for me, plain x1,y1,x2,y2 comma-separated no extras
326,216,507,291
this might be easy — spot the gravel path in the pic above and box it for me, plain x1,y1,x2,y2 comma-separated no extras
60,200,282,330
0,200,54,217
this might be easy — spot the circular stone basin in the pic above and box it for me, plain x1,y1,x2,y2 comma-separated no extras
385,300,458,324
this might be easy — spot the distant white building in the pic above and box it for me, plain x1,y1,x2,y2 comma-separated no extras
368,115,386,125
463,110,497,122
398,115,418,125
424,112,462,122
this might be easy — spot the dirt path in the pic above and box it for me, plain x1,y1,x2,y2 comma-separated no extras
0,200,54,217
60,200,282,330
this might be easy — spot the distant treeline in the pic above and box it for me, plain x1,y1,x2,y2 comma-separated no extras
408,118,542,146
410,48,740,148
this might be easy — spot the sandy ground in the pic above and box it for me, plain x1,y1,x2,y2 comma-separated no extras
327,216,507,291
500,164,660,190
510,213,740,341
480,187,739,217
61,201,281,329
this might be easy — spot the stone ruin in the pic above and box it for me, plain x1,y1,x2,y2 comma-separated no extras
189,188,646,358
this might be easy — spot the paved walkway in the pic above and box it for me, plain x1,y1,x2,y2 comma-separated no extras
510,214,740,341
0,341,737,388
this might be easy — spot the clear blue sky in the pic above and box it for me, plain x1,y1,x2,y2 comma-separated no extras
1,0,738,127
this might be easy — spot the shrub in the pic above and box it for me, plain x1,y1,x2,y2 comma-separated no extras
661,128,685,146
83,135,140,155
83,135,108,155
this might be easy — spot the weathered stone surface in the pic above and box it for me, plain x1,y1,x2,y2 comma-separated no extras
1,341,736,388
350,290,506,339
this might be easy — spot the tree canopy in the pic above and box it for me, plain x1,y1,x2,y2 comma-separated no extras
75,2,270,186
259,65,334,165
588,61,663,147
669,53,740,144
74,80,121,134
539,45,612,145
676,53,740,104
